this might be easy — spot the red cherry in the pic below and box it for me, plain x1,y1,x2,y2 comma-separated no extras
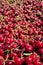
17,39,25,48
25,43,29,48
35,41,43,48
5,37,10,44
31,53,37,61
5,44,11,50
27,64,34,65
9,52,18,58
34,57,40,65
40,54,43,61
5,61,15,65
25,44,33,52
5,31,9,37
0,43,4,49
14,57,23,65
0,35,4,42
39,48,43,55
0,60,3,65
0,49,4,56
11,43,17,48
41,62,43,65
34,61,41,65
29,40,34,45
25,56,33,64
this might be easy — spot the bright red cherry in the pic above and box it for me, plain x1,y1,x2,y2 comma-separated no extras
14,57,23,65
11,43,17,48
25,56,33,64
5,37,10,44
25,44,33,52
5,31,10,37
39,48,43,55
0,43,4,49
10,37,14,43
31,53,37,61
0,35,4,42
34,57,40,65
35,41,43,48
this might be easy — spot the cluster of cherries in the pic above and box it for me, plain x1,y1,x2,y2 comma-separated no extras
0,0,43,65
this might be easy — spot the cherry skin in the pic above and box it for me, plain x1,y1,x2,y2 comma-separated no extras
5,44,11,50
5,31,10,37
0,49,4,56
35,41,43,48
0,43,4,49
0,35,4,42
29,40,34,45
25,44,33,52
17,39,25,48
40,55,43,61
5,61,15,65
39,48,43,55
27,64,34,65
11,43,17,48
0,60,3,65
10,37,14,43
41,63,43,65
34,57,40,65
9,52,18,59
25,56,33,64
14,57,23,65
31,53,37,61
5,37,11,44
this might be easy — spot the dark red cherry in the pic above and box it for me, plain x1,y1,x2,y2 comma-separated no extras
5,61,15,65
0,49,4,56
27,64,34,65
0,60,3,65
39,48,43,55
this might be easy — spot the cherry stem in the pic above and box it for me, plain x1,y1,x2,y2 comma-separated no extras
24,53,32,56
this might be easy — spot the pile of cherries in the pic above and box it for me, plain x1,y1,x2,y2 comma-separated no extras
0,0,43,65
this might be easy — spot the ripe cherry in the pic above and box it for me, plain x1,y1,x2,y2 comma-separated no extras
14,57,23,65
0,35,4,42
9,52,18,59
27,64,34,65
25,44,33,52
25,56,33,64
35,41,43,48
0,49,4,56
11,43,17,48
17,39,25,48
34,57,40,65
0,60,3,65
5,61,15,65
39,48,43,55
31,53,37,61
